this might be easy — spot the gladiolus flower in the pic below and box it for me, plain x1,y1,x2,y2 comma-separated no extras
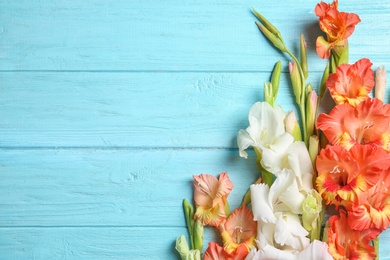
245,240,332,260
316,144,390,208
193,173,234,227
317,98,390,151
219,205,256,258
237,102,295,174
327,210,381,260
204,242,248,260
315,0,360,59
326,58,374,106
251,170,309,251
348,172,390,231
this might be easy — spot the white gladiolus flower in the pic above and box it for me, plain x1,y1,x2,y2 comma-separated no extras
237,102,295,173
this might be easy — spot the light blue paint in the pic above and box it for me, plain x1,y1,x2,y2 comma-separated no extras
1,0,390,259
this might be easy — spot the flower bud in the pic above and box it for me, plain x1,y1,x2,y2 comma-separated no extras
375,66,386,101
289,62,302,104
175,235,190,260
271,61,282,97
255,22,285,51
284,110,302,141
300,34,308,79
193,220,204,251
264,82,274,106
302,189,322,232
319,62,330,100
183,199,195,246
308,135,319,167
252,8,281,38
306,90,318,137
186,250,201,260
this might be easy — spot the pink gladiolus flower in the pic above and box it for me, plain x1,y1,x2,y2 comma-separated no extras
317,98,390,151
327,210,380,260
326,58,374,106
315,0,361,59
316,144,390,208
193,172,234,227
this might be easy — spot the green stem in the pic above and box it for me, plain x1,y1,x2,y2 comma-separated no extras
373,237,379,260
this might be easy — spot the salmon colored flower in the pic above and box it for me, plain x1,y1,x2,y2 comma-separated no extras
326,58,374,106
193,172,234,227
327,210,380,260
204,242,248,260
219,205,256,257
317,98,390,151
315,0,360,59
348,172,390,231
316,144,390,208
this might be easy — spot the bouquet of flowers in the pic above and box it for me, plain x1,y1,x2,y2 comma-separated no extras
174,1,390,259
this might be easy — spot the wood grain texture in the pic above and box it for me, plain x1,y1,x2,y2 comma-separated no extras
1,0,390,258
0,0,389,71
0,72,319,148
0,149,258,227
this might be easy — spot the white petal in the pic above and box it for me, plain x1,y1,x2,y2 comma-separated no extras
287,141,313,191
296,240,333,260
278,178,305,214
261,133,294,173
269,169,294,206
250,184,277,223
246,102,285,148
273,212,309,251
237,129,255,158
245,247,257,260
250,244,295,260
257,221,276,248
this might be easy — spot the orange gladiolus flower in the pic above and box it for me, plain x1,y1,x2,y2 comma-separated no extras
316,144,390,208
193,172,234,227
327,210,380,260
219,205,256,257
348,172,390,231
326,58,374,106
315,0,360,59
317,98,390,151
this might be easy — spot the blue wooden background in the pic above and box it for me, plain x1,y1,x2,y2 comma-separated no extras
1,0,390,259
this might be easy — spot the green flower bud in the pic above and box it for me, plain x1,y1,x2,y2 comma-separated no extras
175,235,190,260
193,220,204,251
186,250,201,260
288,62,302,105
319,62,330,100
308,135,319,167
271,61,282,98
302,190,322,239
264,82,274,106
252,8,281,38
255,22,285,52
183,199,195,247
300,34,308,79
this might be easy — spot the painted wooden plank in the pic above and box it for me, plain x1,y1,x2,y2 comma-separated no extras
0,149,258,227
1,227,390,259
0,72,322,148
0,0,389,71
0,227,189,259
